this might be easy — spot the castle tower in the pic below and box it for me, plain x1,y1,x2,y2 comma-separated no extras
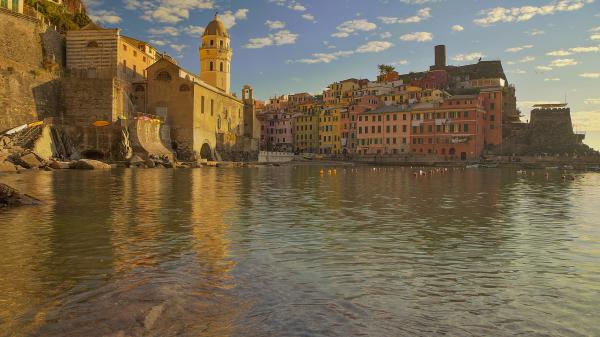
199,14,232,94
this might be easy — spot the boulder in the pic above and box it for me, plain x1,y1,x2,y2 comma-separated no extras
145,158,156,168
0,184,42,208
69,159,111,170
17,153,43,169
129,155,145,165
0,161,17,173
48,160,71,170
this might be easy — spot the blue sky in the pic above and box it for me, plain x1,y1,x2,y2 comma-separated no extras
87,0,600,149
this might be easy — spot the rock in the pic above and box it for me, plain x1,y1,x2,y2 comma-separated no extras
48,160,71,170
0,184,42,208
145,158,156,168
17,153,43,169
129,155,145,165
144,304,165,330
0,161,17,173
69,159,111,170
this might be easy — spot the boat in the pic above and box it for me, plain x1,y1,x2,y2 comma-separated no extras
466,164,480,168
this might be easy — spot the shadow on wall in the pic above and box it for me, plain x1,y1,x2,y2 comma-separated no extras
31,79,61,122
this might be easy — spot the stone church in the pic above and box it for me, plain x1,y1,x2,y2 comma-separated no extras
146,15,258,161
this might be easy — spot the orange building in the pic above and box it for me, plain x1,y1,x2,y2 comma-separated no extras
356,105,411,155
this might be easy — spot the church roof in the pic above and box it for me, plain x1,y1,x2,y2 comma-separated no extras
203,14,229,37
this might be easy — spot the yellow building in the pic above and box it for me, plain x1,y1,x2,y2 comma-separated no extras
0,0,23,13
147,15,256,161
319,106,342,154
294,104,320,153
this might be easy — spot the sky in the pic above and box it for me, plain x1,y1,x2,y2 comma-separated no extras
86,0,600,149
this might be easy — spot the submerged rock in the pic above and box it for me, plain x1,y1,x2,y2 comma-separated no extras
70,159,112,170
0,184,42,208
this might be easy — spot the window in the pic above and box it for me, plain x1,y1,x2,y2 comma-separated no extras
403,137,407,144
386,114,390,121
156,71,171,81
133,51,137,57
464,124,469,132
490,114,495,121
393,125,397,132
378,115,382,122
123,44,127,51
403,114,407,120
220,62,224,72
210,62,214,71
393,114,397,121
86,41,99,48
464,111,469,118
201,96,205,113
403,125,407,133
210,40,214,46
210,99,214,116
220,40,224,48
386,126,390,133
490,103,495,110
372,126,376,133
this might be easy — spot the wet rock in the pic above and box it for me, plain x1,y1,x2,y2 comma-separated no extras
144,304,165,330
129,155,144,165
145,158,156,168
0,161,17,173
0,184,42,208
70,159,111,170
48,160,71,170
17,153,44,169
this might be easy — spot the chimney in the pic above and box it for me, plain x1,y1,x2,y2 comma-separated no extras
435,45,446,68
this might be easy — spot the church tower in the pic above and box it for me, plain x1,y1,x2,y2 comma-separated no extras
199,14,232,94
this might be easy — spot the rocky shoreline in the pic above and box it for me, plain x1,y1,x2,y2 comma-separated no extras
0,183,42,208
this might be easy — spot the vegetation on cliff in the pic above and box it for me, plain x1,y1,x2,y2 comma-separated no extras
25,0,90,31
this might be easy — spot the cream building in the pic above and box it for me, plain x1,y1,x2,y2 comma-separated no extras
147,15,257,161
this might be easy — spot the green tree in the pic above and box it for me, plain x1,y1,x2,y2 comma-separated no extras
378,64,395,75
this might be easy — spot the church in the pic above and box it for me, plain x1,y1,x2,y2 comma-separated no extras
146,15,258,161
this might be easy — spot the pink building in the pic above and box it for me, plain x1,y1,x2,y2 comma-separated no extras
259,111,295,152
356,105,411,155
343,95,380,154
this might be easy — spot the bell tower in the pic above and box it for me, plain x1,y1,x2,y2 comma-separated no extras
199,14,232,94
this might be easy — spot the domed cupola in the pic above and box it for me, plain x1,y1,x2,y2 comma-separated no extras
199,13,233,94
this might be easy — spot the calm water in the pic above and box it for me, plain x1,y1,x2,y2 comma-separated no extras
1,166,599,337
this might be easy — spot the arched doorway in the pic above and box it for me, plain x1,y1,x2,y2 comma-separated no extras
200,143,213,160
81,149,104,160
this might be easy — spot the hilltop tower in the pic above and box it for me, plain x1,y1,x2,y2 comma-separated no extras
199,14,232,94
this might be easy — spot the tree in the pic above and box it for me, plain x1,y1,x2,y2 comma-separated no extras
378,64,395,75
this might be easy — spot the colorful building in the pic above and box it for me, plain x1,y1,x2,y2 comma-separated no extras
319,106,342,154
0,0,23,13
356,105,410,155
294,106,320,153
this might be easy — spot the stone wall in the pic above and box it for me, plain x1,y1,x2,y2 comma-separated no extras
0,10,65,132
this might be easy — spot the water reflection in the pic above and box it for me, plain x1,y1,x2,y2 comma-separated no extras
0,167,599,336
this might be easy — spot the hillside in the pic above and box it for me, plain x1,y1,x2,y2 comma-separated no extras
25,0,91,31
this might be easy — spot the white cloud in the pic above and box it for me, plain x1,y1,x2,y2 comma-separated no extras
219,9,249,29
590,26,600,32
245,30,298,49
392,60,409,66
549,58,577,67
547,45,600,55
141,0,215,24
571,110,600,131
288,50,355,64
474,0,594,26
584,98,600,104
519,56,536,63
399,32,433,42
378,8,431,24
356,41,393,53
332,19,377,38
525,28,545,36
380,32,392,39
452,52,484,62
544,78,560,81
150,39,168,46
536,65,553,71
265,20,285,29
302,13,315,21
170,44,186,53
580,73,600,78
183,25,204,36
547,49,572,56
289,4,306,11
149,26,179,36
508,69,527,74
89,10,122,24
591,34,600,40
505,44,533,52
451,25,464,32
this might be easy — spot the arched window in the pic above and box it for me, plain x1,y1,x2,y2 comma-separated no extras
220,40,223,48
179,84,190,92
87,41,99,48
220,62,223,72
156,71,171,81
210,62,214,71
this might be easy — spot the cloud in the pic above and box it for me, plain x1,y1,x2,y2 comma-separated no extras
591,34,600,40
392,60,409,66
536,65,553,71
571,110,600,131
525,28,545,36
399,32,433,42
245,30,298,49
452,52,484,62
590,26,600,32
378,7,431,24
546,49,572,56
288,50,355,64
149,26,180,36
170,44,186,53
584,98,600,104
451,25,464,32
549,58,577,67
218,9,249,29
505,44,533,52
380,32,392,39
580,73,600,78
474,0,594,26
89,10,122,24
544,78,560,81
150,39,168,46
356,41,393,53
141,0,215,24
331,19,377,38
265,20,285,29
289,3,306,11
519,56,536,63
183,25,204,36
302,13,315,21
